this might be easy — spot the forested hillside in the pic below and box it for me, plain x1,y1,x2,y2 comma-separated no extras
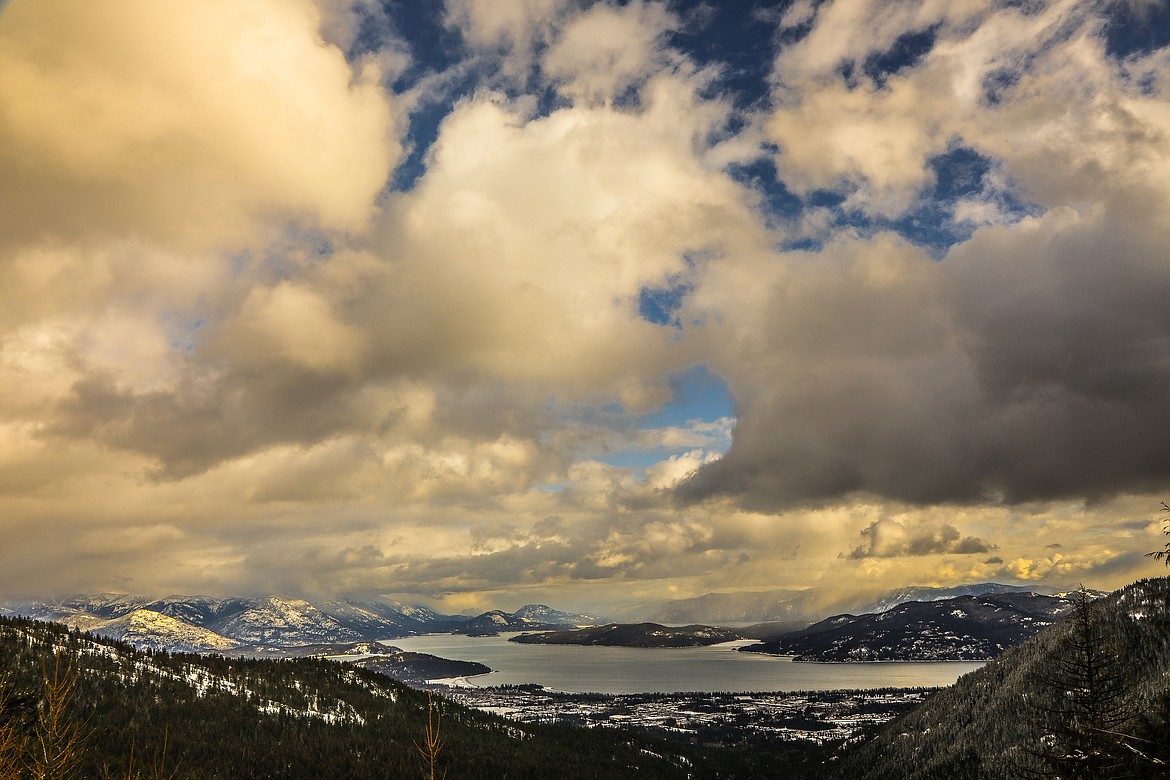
0,616,712,779
743,592,1073,661
828,577,1170,779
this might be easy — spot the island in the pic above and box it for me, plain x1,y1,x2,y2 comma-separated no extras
230,641,492,684
510,622,740,648
349,652,491,684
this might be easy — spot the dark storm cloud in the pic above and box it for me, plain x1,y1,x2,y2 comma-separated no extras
680,202,1170,510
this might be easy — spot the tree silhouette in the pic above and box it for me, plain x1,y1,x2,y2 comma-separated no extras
1016,587,1159,779
28,653,89,780
1145,502,1170,567
0,673,30,780
415,692,445,780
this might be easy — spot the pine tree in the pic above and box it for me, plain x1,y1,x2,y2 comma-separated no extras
1018,588,1143,779
415,691,445,780
0,673,29,780
1146,502,1170,567
26,653,90,780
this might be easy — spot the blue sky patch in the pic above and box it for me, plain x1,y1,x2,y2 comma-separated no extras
586,365,735,473
668,0,780,111
637,364,735,430
728,159,804,221
1104,1,1170,58
929,147,991,201
638,281,693,327
863,27,938,86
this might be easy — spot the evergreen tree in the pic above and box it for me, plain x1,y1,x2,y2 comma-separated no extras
28,653,89,780
1018,588,1141,779
1146,502,1170,567
0,673,29,780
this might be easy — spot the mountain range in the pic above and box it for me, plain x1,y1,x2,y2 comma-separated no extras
0,594,600,652
0,583,1066,655
638,582,1058,625
3,579,1167,777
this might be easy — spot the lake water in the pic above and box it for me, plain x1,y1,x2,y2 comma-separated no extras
387,633,986,695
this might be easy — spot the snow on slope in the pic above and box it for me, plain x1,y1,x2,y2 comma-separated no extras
62,609,240,652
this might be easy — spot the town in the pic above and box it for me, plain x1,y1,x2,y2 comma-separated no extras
431,682,937,744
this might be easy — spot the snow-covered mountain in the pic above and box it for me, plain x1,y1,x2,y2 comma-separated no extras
829,578,1170,779
511,604,601,626
858,582,1056,616
71,609,241,653
641,582,1060,626
204,597,363,646
2,594,437,649
0,595,601,651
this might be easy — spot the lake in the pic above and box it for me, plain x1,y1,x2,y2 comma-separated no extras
386,633,986,695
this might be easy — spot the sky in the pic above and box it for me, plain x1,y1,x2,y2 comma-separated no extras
1,0,1169,613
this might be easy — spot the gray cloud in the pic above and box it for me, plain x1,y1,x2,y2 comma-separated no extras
680,204,1170,510
677,2,1170,512
848,518,995,559
1,0,1167,607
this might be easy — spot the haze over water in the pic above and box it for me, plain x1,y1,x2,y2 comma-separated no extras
389,633,986,695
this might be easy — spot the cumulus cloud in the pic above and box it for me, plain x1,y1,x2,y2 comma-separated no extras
0,0,771,602
445,0,569,80
680,0,1170,511
542,1,679,104
0,0,1166,607
848,517,995,559
34,64,758,480
0,0,398,252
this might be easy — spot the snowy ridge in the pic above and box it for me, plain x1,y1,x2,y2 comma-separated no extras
62,609,240,652
2,594,438,651
0,594,603,652
743,592,1076,662
512,604,601,626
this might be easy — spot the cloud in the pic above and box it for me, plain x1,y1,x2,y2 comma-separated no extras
679,1,1170,511
542,1,679,104
32,61,758,480
0,1,1166,608
848,517,995,559
0,2,784,604
445,0,569,80
0,0,398,253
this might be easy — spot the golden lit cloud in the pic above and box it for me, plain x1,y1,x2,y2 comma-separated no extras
0,0,1166,610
